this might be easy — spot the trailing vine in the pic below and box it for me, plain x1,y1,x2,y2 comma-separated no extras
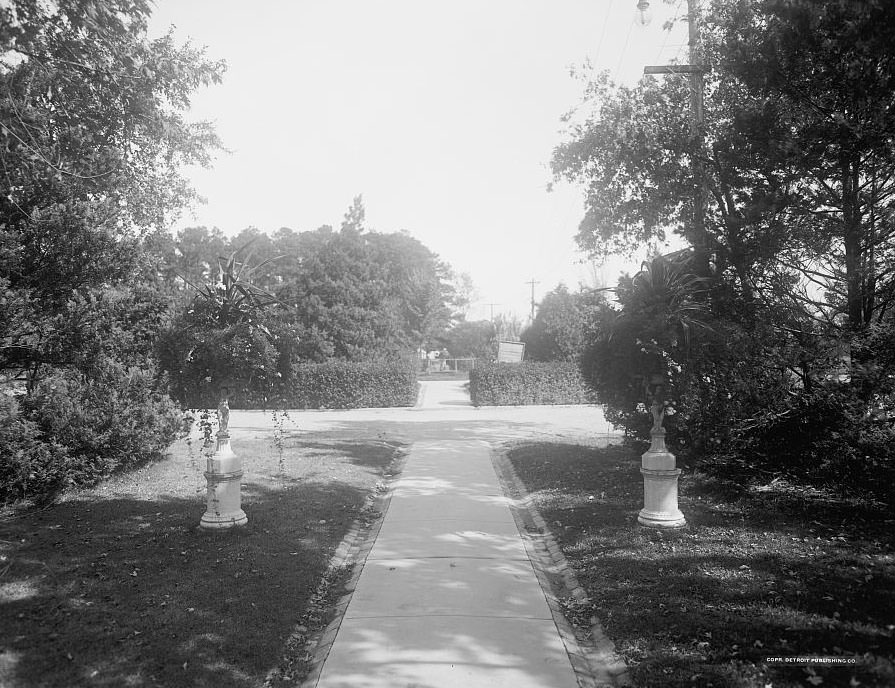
271,408,292,476
183,408,218,493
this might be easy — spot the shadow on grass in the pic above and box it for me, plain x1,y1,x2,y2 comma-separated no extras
508,441,895,688
283,438,403,469
0,479,369,688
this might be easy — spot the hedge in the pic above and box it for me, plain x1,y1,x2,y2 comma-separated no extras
468,361,594,406
283,358,418,409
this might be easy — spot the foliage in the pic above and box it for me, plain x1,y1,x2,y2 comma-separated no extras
469,361,593,407
706,0,895,330
555,0,895,472
731,382,895,482
521,285,607,362
553,0,895,334
0,0,225,229
286,358,418,410
5,361,181,503
275,220,454,359
23,362,182,472
158,245,282,407
154,198,460,370
440,319,497,360
579,255,713,441
0,2,222,503
0,1,224,383
492,312,525,342
158,321,280,409
184,247,279,330
0,394,68,504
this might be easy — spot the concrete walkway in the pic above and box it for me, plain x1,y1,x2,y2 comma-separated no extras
309,381,602,688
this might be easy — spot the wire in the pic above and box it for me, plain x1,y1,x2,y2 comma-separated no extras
612,18,635,83
654,0,686,64
592,0,616,68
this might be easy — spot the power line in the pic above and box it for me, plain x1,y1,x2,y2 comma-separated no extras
612,18,635,83
592,0,616,68
654,0,686,64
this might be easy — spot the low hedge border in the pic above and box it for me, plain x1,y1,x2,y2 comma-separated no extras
468,361,594,406
285,359,418,409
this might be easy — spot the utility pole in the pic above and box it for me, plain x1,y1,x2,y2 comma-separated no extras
485,303,501,321
525,279,540,323
642,0,708,276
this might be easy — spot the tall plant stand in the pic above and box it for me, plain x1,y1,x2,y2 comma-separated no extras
638,403,686,528
200,397,247,529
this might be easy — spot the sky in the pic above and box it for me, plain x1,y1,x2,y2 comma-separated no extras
148,0,690,321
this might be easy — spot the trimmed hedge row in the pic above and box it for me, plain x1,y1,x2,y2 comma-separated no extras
282,358,418,409
468,361,594,406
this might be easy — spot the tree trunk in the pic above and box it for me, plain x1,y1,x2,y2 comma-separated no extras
842,156,864,329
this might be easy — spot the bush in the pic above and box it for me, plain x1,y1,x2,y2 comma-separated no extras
469,361,594,406
284,358,418,409
0,395,70,504
21,362,182,485
731,383,895,481
158,321,282,409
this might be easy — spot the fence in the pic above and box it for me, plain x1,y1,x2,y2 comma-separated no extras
421,357,477,374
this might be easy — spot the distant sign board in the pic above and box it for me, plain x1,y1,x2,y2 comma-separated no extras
497,340,525,363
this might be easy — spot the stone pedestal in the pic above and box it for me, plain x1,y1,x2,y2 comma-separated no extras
638,426,686,528
200,430,247,529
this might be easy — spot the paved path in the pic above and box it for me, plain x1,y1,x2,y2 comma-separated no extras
230,381,621,687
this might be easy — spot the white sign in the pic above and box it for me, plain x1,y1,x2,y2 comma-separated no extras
497,341,525,363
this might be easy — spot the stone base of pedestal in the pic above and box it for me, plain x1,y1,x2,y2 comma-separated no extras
200,431,247,529
638,467,686,528
200,508,248,529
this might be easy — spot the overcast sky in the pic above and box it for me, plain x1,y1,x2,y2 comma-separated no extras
148,0,690,320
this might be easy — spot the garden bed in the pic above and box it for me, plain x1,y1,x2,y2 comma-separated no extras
0,428,404,687
507,441,895,688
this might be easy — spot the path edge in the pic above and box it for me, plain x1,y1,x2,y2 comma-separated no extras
491,442,632,688
264,445,409,688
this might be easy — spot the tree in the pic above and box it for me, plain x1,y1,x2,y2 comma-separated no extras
442,320,496,360
0,1,225,501
493,313,524,342
0,0,225,384
450,272,478,321
521,284,606,362
272,199,455,360
708,0,895,331
171,226,230,288
367,231,454,351
558,0,895,474
555,0,895,335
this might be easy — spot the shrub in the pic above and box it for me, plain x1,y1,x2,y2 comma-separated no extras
21,361,182,486
158,321,281,408
469,361,594,406
0,395,69,504
284,358,418,409
730,382,895,481
520,285,606,362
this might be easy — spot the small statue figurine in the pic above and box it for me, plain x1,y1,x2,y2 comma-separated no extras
646,376,666,433
217,389,230,435
650,401,665,433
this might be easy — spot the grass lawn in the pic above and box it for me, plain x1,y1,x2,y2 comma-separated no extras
507,441,895,688
0,423,404,688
